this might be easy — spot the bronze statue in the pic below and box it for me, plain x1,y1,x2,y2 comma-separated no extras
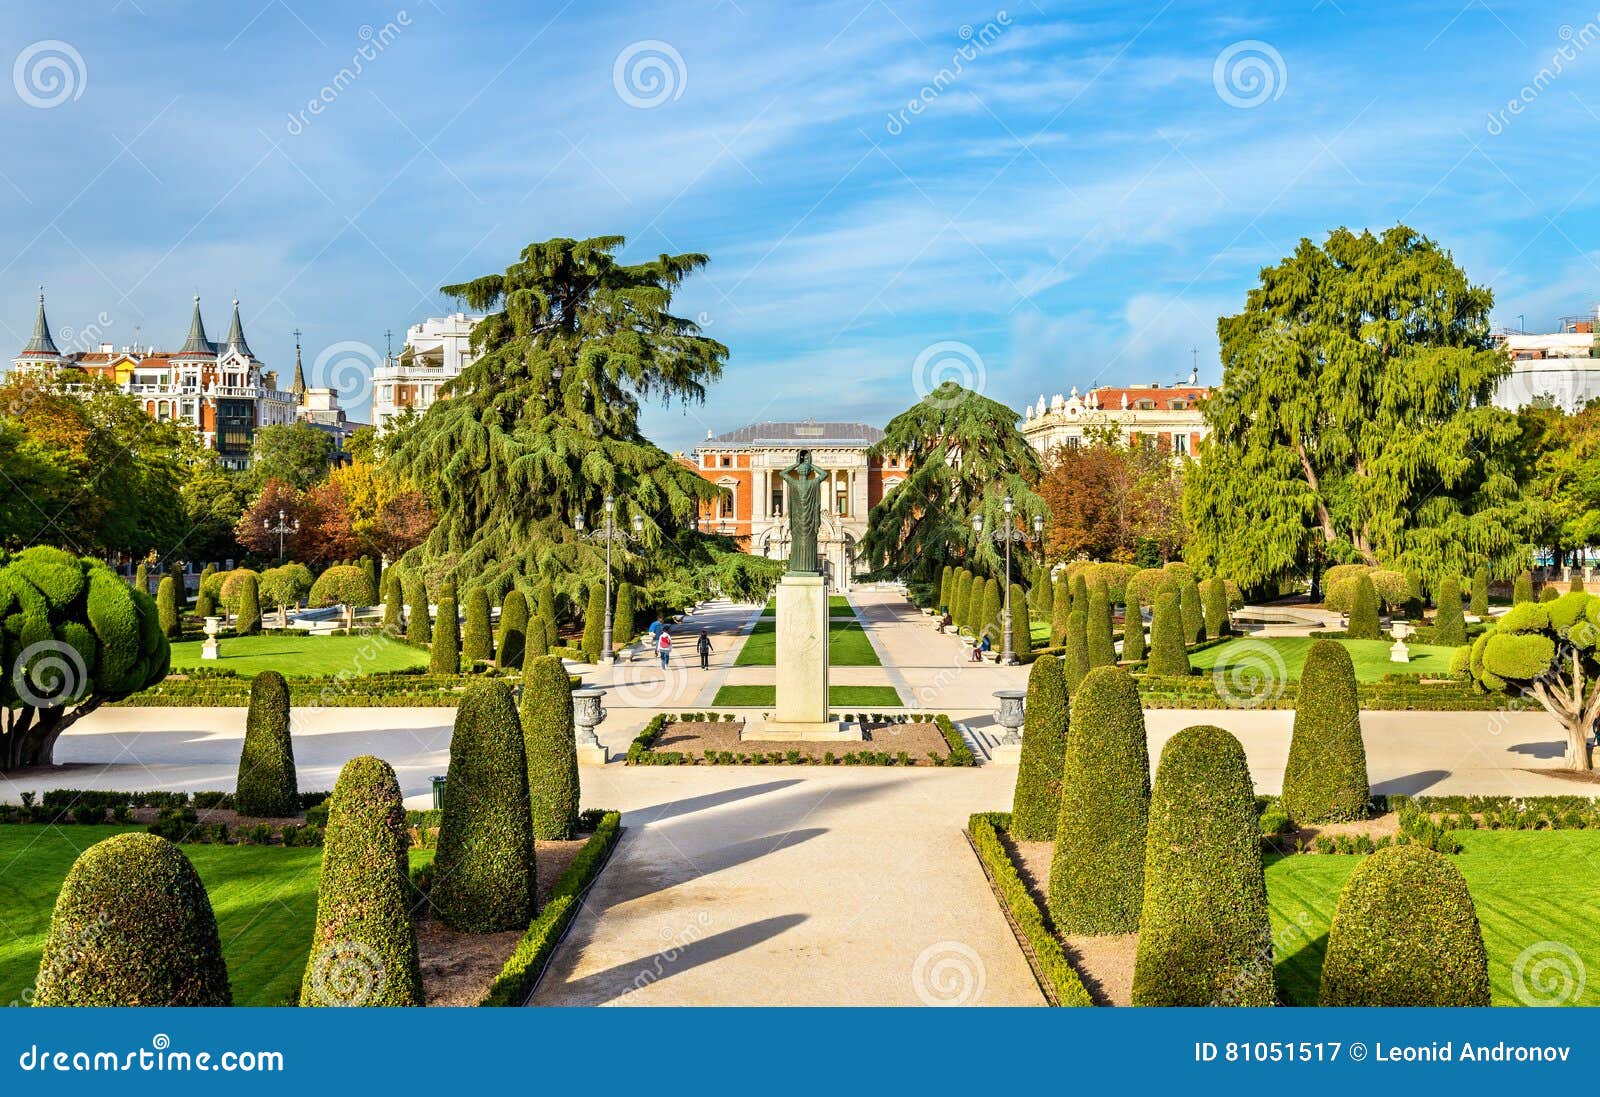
780,449,827,575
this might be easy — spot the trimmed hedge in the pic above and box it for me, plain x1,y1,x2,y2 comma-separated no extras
1201,578,1227,640
1051,578,1070,646
521,655,581,840
1086,586,1115,667
581,581,607,663
404,575,431,645
1047,666,1150,934
481,810,622,1005
535,581,559,649
430,582,460,674
234,669,299,817
1513,570,1533,605
1433,575,1466,646
968,813,1093,1007
980,579,1002,645
1010,654,1069,840
310,565,375,629
498,589,529,669
432,680,537,932
1007,582,1031,658
300,755,423,1006
1147,591,1189,676
463,586,494,665
381,569,403,635
614,581,637,645
1469,567,1489,617
1281,640,1369,824
1061,609,1090,690
1317,844,1490,1006
234,573,261,635
1122,596,1146,664
34,832,231,1005
157,576,181,638
1131,725,1273,1006
1179,577,1204,645
1346,574,1381,640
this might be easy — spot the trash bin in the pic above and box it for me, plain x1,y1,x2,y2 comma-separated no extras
430,775,446,810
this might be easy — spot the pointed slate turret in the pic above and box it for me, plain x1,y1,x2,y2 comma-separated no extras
177,295,215,356
223,299,253,359
20,290,60,356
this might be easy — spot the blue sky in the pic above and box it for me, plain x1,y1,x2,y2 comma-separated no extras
2,0,1598,451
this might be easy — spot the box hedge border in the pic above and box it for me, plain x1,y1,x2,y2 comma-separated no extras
624,712,974,767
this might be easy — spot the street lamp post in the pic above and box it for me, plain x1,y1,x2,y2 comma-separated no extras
264,509,300,565
575,494,645,663
971,494,1046,666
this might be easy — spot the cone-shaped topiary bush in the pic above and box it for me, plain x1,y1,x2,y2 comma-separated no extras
35,832,231,1005
432,680,536,932
581,581,607,663
1345,574,1381,639
615,581,637,645
1131,725,1273,1006
1573,572,1587,594
1281,639,1368,823
1433,575,1466,645
234,669,298,817
1086,585,1116,666
1069,572,1088,615
938,565,953,612
1122,594,1146,663
381,569,403,635
1051,577,1070,645
979,579,1002,645
1171,579,1196,645
1007,582,1032,658
134,561,148,596
235,573,261,635
404,575,431,645
1147,591,1190,676
1469,566,1489,617
526,614,551,659
521,655,581,839
1513,570,1533,605
1201,578,1228,640
1047,666,1151,934
962,572,981,635
1010,654,1069,839
300,755,423,1006
498,589,529,668
430,582,460,673
1318,845,1489,1006
462,586,494,665
157,575,181,638
1062,609,1090,690
536,581,559,648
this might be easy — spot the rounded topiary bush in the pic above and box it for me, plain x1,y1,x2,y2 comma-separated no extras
310,564,376,630
35,833,231,1005
462,586,494,665
1010,654,1069,840
1281,639,1368,824
521,655,580,839
234,669,299,817
1131,725,1273,1006
432,680,536,932
1434,575,1467,645
498,589,529,669
1125,567,1174,612
157,575,181,638
1086,585,1116,667
1147,591,1190,676
1318,844,1489,1006
1061,609,1089,690
300,755,423,1006
1047,666,1151,935
430,581,460,674
1346,574,1381,639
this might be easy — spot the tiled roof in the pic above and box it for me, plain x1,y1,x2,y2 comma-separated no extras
703,419,884,448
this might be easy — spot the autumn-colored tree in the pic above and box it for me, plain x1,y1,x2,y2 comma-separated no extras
1037,427,1186,563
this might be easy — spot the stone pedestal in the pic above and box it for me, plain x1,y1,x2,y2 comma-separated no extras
201,616,222,660
741,573,858,741
572,687,609,766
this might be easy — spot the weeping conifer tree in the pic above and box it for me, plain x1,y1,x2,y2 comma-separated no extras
387,237,727,594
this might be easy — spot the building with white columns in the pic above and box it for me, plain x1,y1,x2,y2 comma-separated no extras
678,420,908,588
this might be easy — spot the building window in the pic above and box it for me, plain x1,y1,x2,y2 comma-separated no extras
720,455,732,468
1174,434,1190,456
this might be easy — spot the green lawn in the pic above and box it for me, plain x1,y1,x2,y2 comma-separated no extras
711,684,903,707
1266,830,1600,1005
0,825,432,1006
734,619,881,666
760,595,855,617
168,633,429,677
1190,636,1457,682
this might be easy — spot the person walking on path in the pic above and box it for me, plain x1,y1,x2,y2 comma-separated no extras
648,616,665,646
657,627,672,670
696,628,713,670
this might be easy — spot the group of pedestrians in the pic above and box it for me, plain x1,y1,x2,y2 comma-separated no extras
645,617,715,670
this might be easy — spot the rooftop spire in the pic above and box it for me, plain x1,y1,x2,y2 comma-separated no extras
179,295,214,355
21,288,60,356
291,329,306,395
224,298,254,358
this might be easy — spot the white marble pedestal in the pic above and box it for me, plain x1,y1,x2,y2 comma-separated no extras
741,573,860,742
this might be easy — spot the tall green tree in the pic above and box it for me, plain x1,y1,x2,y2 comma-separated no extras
860,382,1044,584
1184,226,1532,591
388,237,726,594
